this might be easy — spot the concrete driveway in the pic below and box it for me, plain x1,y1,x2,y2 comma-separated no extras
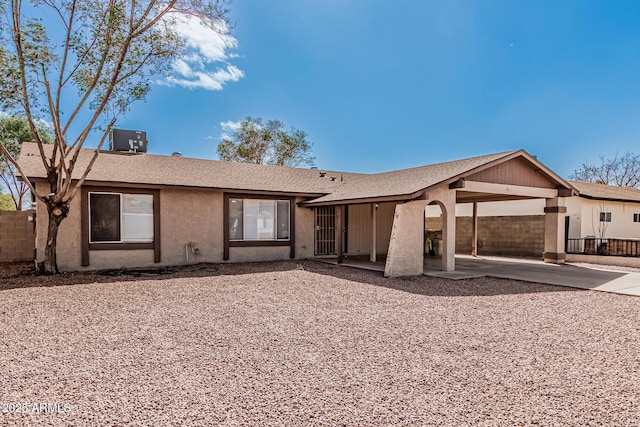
424,255,640,296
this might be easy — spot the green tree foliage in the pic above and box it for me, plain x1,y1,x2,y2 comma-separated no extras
0,115,54,210
0,193,16,210
217,117,315,167
571,152,640,188
0,0,231,273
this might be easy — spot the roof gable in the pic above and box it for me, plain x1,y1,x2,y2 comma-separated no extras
466,156,559,189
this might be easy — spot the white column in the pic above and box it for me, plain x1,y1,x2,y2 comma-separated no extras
384,200,428,277
439,190,457,272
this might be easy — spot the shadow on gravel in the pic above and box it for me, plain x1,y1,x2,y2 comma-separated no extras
1,260,583,296
0,260,307,291
303,261,584,297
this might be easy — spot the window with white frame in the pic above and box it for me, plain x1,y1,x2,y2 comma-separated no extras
229,198,290,241
89,192,154,243
634,213,640,223
599,212,612,222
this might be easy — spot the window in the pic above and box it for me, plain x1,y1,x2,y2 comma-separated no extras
228,198,290,241
599,212,612,222
89,192,154,243
634,213,640,223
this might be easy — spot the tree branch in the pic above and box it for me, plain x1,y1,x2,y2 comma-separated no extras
10,0,49,172
0,139,43,203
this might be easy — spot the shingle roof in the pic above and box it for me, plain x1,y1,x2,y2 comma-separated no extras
569,180,640,203
17,142,351,195
18,143,571,204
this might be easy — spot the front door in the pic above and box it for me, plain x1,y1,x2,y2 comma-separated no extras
315,206,336,255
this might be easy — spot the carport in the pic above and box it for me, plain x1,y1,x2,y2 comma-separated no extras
304,150,576,277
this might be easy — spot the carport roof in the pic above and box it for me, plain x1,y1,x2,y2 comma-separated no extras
302,149,575,206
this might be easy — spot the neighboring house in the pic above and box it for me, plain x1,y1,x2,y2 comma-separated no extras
566,181,640,240
18,143,575,277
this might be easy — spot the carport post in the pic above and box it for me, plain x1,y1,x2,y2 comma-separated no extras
370,203,377,262
471,202,478,257
336,205,344,263
543,197,567,264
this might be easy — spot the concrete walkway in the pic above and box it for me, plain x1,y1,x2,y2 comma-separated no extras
425,255,640,296
328,255,640,296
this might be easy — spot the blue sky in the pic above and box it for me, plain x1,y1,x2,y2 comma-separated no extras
115,0,640,177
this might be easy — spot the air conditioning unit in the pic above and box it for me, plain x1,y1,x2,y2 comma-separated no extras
109,129,147,153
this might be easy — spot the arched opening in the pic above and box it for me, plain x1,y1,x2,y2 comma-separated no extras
425,200,447,271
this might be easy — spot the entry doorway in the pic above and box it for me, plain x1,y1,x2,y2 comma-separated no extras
315,206,336,255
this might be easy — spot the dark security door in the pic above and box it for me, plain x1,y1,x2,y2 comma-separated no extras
315,206,336,255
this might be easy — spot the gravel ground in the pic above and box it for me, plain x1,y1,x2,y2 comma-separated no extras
1,261,639,426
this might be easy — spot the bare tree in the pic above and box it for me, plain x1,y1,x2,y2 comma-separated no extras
571,152,640,188
0,0,232,273
0,115,54,210
217,117,315,167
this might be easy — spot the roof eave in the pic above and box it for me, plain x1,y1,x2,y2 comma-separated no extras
301,190,425,207
578,193,640,204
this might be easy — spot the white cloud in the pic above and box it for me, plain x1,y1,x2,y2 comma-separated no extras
220,120,241,132
219,120,241,139
163,65,243,91
160,13,243,91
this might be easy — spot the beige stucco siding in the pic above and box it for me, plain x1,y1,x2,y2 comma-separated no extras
160,189,223,265
346,202,397,255
36,186,316,271
451,199,545,217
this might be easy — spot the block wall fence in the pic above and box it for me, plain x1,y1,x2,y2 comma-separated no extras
0,210,35,262
426,215,545,258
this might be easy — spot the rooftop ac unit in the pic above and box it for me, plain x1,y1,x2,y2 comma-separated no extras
109,129,147,153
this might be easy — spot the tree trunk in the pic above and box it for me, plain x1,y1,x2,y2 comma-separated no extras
43,201,69,275
16,192,23,211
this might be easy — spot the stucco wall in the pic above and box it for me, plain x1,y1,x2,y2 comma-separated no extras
160,190,223,265
447,199,546,217
36,185,317,271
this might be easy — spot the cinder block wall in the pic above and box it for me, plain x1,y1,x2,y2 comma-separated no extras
426,215,545,258
0,210,35,262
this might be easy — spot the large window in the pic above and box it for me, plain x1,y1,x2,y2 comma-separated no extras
89,192,154,243
229,198,290,241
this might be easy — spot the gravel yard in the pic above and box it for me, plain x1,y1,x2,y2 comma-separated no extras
1,261,639,426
